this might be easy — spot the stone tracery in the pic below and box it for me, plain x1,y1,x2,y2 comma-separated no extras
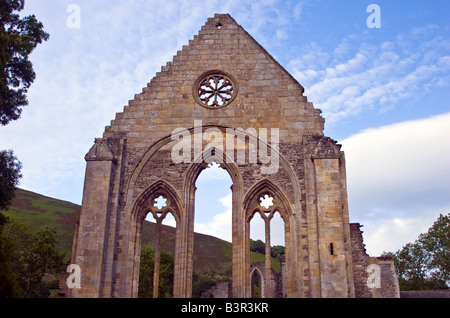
195,71,236,108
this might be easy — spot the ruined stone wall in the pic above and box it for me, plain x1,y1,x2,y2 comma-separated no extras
248,262,283,298
201,282,232,298
72,14,366,298
350,223,372,298
350,223,400,298
102,14,324,148
400,290,450,298
375,258,400,298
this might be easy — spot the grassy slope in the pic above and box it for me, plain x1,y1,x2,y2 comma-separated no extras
5,188,280,275
4,188,81,260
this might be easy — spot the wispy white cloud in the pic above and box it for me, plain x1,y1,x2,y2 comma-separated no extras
362,217,438,257
289,25,450,125
341,112,450,255
292,0,309,20
195,192,233,242
0,1,232,202
0,0,304,203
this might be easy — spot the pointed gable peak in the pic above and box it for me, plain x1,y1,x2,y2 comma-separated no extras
155,13,304,95
105,13,324,143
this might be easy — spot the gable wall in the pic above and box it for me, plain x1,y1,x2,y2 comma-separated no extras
103,14,324,150
70,14,380,298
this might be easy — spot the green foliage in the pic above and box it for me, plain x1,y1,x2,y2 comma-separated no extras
249,239,285,259
271,245,285,259
0,149,22,211
0,213,22,296
420,213,450,284
0,215,65,297
138,245,174,298
4,189,80,256
250,239,265,254
248,239,283,274
251,274,260,298
192,272,216,298
0,0,50,125
393,213,450,290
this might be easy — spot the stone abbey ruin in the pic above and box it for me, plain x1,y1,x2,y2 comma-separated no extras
70,14,399,298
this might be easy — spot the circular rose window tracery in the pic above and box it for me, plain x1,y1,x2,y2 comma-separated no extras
194,71,237,108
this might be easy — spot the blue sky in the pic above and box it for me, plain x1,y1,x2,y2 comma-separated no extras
1,0,449,255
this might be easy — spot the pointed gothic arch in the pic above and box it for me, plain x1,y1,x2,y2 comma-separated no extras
181,133,244,297
250,265,264,298
128,179,182,297
244,179,292,223
243,179,293,297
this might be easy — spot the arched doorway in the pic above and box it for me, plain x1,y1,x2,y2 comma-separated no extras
250,266,264,298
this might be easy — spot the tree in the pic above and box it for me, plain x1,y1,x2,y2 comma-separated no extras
419,214,450,286
0,213,22,297
393,213,450,290
0,149,22,210
250,239,265,254
394,242,429,290
0,216,65,297
1,1,48,211
270,245,285,259
22,225,66,297
138,245,174,298
0,0,50,125
0,4,52,296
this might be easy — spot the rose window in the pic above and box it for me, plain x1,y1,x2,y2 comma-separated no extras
195,71,237,108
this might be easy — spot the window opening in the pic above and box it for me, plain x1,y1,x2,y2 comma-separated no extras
194,71,237,108
249,191,286,298
193,162,233,297
251,269,262,298
259,194,274,210
140,195,175,298
153,195,167,210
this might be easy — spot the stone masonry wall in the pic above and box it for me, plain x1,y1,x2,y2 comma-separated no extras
350,223,400,298
72,14,377,298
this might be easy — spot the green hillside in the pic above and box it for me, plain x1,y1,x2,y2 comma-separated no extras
4,188,280,296
4,188,81,259
142,220,233,278
4,189,235,271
